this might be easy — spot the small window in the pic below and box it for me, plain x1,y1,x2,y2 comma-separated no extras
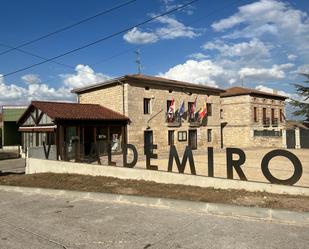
207,103,212,116
178,131,187,142
220,109,223,119
254,107,258,122
144,98,151,114
168,130,174,146
207,129,212,142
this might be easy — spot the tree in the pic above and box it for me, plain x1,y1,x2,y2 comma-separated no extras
291,73,309,121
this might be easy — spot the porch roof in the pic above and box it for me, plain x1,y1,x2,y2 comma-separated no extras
18,101,129,124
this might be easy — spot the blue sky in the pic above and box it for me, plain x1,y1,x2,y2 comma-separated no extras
0,0,308,118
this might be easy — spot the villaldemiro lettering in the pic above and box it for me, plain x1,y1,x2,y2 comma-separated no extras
121,144,303,186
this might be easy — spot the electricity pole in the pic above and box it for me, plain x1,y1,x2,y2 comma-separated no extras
135,49,142,74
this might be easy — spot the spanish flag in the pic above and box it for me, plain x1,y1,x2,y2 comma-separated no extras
198,96,208,120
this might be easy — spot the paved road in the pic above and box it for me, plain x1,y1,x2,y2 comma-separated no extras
0,158,25,174
0,190,308,249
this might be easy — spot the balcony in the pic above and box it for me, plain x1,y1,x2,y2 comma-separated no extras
272,118,278,127
188,113,201,127
263,117,270,127
166,113,181,127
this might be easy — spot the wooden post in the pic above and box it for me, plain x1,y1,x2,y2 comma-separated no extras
76,126,81,162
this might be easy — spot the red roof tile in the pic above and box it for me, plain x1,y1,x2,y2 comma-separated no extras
220,87,288,99
21,101,129,122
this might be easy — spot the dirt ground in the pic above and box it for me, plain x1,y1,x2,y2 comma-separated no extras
0,173,308,212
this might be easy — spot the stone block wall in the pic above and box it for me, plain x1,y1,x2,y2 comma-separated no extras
221,95,285,148
126,83,222,154
78,84,125,115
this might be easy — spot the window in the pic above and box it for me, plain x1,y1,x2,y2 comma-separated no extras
207,129,212,142
167,100,172,112
188,130,197,150
220,109,223,119
178,131,187,141
168,130,174,146
188,102,195,119
271,108,275,121
144,98,151,114
262,108,266,120
280,109,283,122
207,103,212,116
254,107,258,122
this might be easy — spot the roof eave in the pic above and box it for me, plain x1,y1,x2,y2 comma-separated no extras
71,76,127,94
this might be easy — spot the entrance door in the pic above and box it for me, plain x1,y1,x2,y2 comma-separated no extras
286,129,295,148
300,128,309,148
188,129,197,150
84,127,94,155
144,130,153,154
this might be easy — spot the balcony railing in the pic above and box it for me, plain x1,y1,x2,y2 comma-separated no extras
166,113,181,127
263,117,270,127
188,112,201,127
272,118,278,127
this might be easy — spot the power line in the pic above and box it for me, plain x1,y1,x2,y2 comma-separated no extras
1,0,242,79
0,0,138,57
0,0,199,79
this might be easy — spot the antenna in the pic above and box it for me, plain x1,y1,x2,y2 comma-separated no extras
241,77,244,88
135,49,142,74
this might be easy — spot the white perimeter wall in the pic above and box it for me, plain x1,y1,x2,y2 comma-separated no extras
26,158,309,197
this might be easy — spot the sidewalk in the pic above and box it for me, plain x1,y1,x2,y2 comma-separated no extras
1,185,308,226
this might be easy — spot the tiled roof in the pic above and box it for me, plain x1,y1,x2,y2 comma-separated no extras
72,74,225,94
20,101,129,122
220,87,288,99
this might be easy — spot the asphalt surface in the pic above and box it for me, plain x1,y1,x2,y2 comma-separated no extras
0,189,308,249
0,158,25,174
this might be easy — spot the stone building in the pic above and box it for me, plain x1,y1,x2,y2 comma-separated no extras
220,87,287,148
73,74,225,154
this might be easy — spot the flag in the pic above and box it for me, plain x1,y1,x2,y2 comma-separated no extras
168,97,175,116
198,96,208,120
191,96,198,114
178,101,185,116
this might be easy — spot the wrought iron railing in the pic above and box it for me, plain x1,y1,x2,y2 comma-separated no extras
272,118,278,127
263,117,270,127
165,113,181,127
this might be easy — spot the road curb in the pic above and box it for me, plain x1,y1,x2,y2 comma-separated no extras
0,185,308,226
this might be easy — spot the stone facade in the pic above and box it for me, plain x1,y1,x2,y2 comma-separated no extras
78,84,124,114
77,81,222,154
221,95,286,148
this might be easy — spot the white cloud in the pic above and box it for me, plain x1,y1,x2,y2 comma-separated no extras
123,16,199,44
21,74,41,85
61,64,110,89
255,84,291,98
188,52,209,60
287,54,297,61
238,63,294,80
123,27,158,44
154,15,199,40
0,74,73,106
211,0,309,53
158,60,225,87
161,0,195,15
203,38,271,58
297,64,309,74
